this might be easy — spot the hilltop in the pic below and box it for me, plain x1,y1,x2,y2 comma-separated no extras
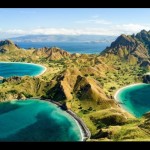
0,40,21,53
101,30,150,68
0,40,71,62
1,30,150,141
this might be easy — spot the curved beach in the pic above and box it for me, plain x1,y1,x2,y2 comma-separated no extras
34,64,47,77
0,62,90,141
42,99,91,141
114,83,146,101
0,61,47,77
114,83,150,117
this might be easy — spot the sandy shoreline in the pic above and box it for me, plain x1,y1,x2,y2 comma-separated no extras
35,65,47,77
114,83,147,116
42,99,91,141
114,83,146,102
0,61,47,77
0,61,90,141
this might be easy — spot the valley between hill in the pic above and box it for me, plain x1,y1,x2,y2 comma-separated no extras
1,30,150,141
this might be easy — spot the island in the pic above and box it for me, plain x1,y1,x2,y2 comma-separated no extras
1,30,150,141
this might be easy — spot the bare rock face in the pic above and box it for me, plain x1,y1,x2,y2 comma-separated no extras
142,74,150,83
0,40,20,54
33,47,71,60
101,31,150,65
135,29,150,53
0,40,14,46
0,48,7,53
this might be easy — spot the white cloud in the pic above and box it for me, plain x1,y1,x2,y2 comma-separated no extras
0,28,115,36
31,28,82,35
107,24,150,36
0,23,150,38
114,24,150,33
5,29,26,34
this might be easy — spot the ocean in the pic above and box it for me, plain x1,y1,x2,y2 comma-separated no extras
115,83,150,118
0,63,82,141
0,99,82,141
0,62,45,78
15,42,110,54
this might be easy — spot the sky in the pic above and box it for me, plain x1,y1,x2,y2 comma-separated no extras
0,8,150,38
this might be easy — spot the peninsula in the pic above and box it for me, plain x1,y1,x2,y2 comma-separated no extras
1,30,150,141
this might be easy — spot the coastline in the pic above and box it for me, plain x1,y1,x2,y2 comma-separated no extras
0,61,90,140
0,61,47,77
34,65,47,77
114,83,146,101
114,83,147,115
42,99,91,141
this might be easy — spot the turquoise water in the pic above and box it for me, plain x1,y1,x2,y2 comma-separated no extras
115,83,150,118
0,99,82,141
0,62,45,78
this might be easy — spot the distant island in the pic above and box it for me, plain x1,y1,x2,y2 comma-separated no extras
1,30,150,141
8,34,116,43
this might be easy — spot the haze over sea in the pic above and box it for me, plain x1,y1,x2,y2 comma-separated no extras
15,42,109,54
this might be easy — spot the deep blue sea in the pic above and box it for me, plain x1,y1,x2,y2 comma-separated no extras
15,42,110,54
0,99,82,141
0,62,45,78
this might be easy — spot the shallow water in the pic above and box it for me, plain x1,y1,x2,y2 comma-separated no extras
0,99,82,141
115,83,150,118
0,62,45,78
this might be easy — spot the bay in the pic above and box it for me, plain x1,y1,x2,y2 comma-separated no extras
0,99,82,141
115,83,150,118
0,62,46,78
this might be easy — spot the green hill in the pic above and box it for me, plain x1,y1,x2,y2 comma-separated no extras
0,34,150,141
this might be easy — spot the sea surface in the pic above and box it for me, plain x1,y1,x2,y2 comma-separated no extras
0,62,45,78
115,83,150,118
0,99,82,141
15,42,109,54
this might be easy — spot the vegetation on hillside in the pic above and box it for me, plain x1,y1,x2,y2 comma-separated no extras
1,30,150,141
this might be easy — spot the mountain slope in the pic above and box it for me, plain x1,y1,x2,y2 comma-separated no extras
32,47,71,60
1,35,150,141
135,29,150,53
0,40,71,61
0,40,21,53
101,32,150,66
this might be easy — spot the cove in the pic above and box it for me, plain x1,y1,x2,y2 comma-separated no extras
0,99,82,141
0,62,46,78
115,83,150,118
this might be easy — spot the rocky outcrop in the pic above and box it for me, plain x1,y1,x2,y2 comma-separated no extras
142,74,150,83
101,31,150,65
135,30,150,53
0,40,14,46
33,47,71,60
0,40,20,54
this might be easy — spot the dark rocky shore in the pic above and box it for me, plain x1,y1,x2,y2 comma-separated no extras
42,99,91,141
